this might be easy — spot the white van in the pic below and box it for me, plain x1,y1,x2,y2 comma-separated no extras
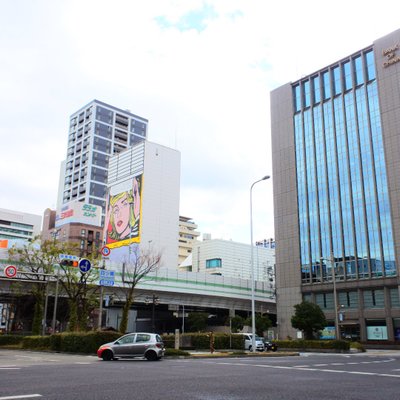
235,333,265,351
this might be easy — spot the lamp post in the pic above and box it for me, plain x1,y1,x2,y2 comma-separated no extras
250,175,270,352
321,254,340,340
145,294,159,332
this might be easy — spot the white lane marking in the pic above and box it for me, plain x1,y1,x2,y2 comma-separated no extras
75,362,92,365
0,368,20,370
211,361,400,379
0,395,42,400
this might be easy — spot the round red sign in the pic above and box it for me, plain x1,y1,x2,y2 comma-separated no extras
4,265,17,278
101,246,111,257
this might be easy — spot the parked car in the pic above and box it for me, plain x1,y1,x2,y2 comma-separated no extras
264,340,278,352
97,332,165,361
235,333,265,351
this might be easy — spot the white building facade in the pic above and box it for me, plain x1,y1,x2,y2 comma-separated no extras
178,216,200,267
187,238,275,283
0,208,42,258
104,140,180,270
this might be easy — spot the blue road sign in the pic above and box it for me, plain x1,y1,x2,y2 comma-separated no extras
99,278,114,286
100,270,115,279
78,258,92,273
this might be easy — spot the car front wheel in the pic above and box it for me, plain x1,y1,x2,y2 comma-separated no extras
102,350,113,361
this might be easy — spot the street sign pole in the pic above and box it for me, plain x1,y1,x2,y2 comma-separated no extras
51,267,60,333
98,285,104,330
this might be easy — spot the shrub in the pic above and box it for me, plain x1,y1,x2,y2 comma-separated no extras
350,342,366,352
275,339,350,351
21,331,121,354
164,348,190,357
0,335,24,346
22,335,52,350
161,333,244,350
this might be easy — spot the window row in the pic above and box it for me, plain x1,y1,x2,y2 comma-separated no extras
293,50,375,111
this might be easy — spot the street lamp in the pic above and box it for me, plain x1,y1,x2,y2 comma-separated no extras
145,294,159,332
321,254,340,340
250,175,270,352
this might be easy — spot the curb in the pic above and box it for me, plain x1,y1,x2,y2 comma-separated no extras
165,351,299,359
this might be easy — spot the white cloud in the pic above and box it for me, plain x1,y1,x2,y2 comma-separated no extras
0,0,399,243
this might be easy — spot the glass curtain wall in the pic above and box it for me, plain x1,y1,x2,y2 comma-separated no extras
293,49,396,284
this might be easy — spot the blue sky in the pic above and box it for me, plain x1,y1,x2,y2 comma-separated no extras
0,0,399,244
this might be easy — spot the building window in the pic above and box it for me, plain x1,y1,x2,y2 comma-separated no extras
366,319,388,340
303,80,311,108
390,288,400,308
365,50,375,81
81,229,86,237
293,85,301,112
206,258,222,268
312,76,321,104
363,289,384,309
322,71,331,99
338,291,358,309
315,293,334,310
333,66,342,96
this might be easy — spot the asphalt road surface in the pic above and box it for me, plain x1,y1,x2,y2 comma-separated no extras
0,349,399,400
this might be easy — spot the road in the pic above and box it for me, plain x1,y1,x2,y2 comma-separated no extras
0,350,399,399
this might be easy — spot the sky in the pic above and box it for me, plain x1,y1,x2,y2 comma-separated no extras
0,0,399,244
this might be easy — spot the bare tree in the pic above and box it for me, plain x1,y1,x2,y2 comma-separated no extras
118,246,162,333
8,238,73,334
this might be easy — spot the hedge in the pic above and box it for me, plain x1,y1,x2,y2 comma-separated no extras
161,333,245,350
275,339,350,351
0,335,24,346
20,331,121,353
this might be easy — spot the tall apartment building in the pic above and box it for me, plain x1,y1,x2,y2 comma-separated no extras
178,216,200,267
271,29,400,343
59,100,148,214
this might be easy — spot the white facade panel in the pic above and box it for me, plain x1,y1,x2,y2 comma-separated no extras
141,141,180,269
192,239,275,283
103,141,180,271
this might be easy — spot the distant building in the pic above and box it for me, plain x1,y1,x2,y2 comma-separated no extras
103,140,180,270
178,216,200,267
41,201,103,257
0,208,41,258
58,100,148,216
180,237,275,284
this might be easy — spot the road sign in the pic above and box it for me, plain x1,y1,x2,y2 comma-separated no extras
4,265,17,278
101,246,111,257
78,258,92,273
99,270,115,279
99,278,114,286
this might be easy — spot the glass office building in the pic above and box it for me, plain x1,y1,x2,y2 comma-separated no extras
271,29,400,343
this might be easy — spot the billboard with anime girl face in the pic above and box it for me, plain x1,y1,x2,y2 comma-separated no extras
104,174,142,249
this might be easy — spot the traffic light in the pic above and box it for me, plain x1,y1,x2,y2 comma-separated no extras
60,259,79,267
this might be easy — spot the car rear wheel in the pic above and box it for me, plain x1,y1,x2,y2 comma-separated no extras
102,350,113,361
145,351,158,361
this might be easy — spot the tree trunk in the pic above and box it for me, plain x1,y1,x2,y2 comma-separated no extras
119,297,132,334
68,299,78,331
